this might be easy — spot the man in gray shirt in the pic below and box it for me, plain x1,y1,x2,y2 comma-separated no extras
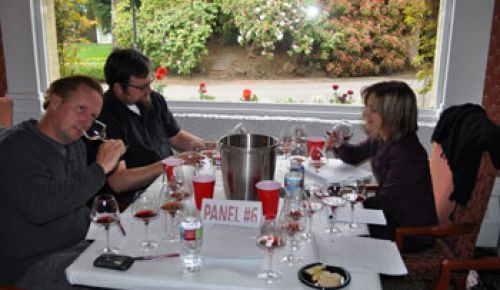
0,75,125,288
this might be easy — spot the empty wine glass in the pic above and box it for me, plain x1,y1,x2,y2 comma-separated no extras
132,193,159,250
329,120,354,148
341,180,366,229
170,165,193,201
256,218,284,284
280,196,305,266
300,185,324,241
159,183,183,242
229,122,247,134
83,120,107,141
291,124,308,145
278,128,293,159
90,194,120,253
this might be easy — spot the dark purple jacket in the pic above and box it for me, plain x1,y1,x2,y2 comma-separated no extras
336,133,438,251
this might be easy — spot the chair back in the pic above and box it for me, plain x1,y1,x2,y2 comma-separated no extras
447,152,496,259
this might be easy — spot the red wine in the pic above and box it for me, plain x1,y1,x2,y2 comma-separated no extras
95,215,117,225
160,201,182,217
134,209,158,223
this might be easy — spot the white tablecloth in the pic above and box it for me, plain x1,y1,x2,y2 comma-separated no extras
67,159,385,290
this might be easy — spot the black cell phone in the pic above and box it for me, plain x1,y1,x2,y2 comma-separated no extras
93,254,134,271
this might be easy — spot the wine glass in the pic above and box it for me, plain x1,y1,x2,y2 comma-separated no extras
256,219,284,284
132,193,159,250
278,128,293,159
159,183,183,242
341,180,366,229
83,119,107,141
329,120,354,148
321,183,347,234
170,165,194,201
300,184,324,241
280,196,305,266
291,124,308,145
309,147,327,183
90,194,120,253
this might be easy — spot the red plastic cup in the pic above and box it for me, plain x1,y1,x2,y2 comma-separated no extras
192,174,216,210
256,180,281,220
307,136,326,156
162,158,185,181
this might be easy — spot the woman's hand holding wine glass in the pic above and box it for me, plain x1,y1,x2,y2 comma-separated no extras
91,194,120,253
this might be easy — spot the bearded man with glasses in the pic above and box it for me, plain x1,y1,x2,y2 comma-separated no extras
89,48,206,206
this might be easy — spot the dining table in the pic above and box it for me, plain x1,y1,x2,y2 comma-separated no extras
66,157,406,290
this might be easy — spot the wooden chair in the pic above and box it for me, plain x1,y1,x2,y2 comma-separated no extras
0,96,13,127
395,152,497,289
433,257,500,290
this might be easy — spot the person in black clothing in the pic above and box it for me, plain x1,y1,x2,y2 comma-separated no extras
327,81,438,252
93,48,206,205
0,75,125,288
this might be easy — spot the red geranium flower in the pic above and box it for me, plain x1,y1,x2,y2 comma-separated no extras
242,89,252,101
199,82,206,88
332,84,339,90
202,89,207,94
347,89,354,95
156,66,168,80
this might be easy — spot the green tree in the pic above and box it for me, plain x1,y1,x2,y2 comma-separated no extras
89,0,112,33
55,0,97,77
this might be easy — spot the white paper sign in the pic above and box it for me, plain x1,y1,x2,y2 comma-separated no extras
201,199,262,228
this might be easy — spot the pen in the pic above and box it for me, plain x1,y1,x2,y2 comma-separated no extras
133,253,180,261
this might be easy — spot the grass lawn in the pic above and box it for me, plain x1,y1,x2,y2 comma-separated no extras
76,43,112,63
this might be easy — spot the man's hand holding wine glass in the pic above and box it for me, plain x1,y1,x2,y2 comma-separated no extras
95,139,126,174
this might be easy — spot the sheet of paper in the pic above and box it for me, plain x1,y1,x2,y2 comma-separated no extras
203,225,262,259
315,235,407,275
304,158,372,184
334,206,387,225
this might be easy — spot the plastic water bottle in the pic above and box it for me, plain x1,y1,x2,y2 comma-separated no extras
284,171,302,198
179,209,203,272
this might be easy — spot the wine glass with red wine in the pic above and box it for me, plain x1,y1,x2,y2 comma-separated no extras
90,194,120,253
159,184,183,242
132,193,159,250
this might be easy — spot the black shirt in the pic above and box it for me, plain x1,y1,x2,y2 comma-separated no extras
87,90,181,204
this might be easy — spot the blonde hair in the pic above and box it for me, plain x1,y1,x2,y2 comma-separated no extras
362,81,418,142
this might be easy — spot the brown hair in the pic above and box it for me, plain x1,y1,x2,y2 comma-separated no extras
42,75,103,110
361,81,418,142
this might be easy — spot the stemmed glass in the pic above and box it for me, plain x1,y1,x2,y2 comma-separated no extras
169,166,191,200
132,193,159,250
91,194,120,253
300,184,324,241
341,180,366,229
280,196,305,266
278,128,293,159
309,147,327,184
256,219,284,284
83,120,107,141
159,183,183,242
321,183,347,234
291,124,308,146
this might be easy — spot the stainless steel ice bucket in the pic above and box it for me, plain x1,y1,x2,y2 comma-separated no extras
219,134,278,201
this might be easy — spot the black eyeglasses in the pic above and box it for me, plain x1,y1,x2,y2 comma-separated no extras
126,81,153,92
125,76,154,92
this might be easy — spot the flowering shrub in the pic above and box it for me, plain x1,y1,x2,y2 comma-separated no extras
153,66,168,93
220,0,314,58
330,84,354,104
241,88,258,102
310,0,413,77
114,0,218,75
112,0,434,81
198,82,215,100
